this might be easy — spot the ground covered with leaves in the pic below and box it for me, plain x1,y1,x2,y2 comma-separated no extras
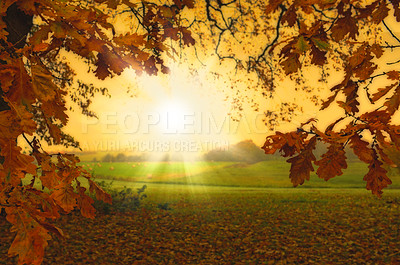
1,189,399,264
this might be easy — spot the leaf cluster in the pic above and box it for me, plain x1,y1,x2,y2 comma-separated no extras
0,0,195,264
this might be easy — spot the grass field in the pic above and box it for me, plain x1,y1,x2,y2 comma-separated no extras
79,160,400,189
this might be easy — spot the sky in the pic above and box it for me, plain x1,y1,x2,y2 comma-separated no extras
43,5,400,160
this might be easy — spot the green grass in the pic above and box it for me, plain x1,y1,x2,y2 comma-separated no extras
80,160,400,189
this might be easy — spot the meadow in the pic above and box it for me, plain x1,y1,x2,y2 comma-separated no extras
1,160,400,264
80,160,400,189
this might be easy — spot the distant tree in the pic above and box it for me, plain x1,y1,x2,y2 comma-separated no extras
116,153,127,162
102,153,115,163
204,140,268,163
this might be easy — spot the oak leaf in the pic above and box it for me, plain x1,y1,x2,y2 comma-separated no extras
281,53,301,75
6,207,51,265
77,187,96,219
371,1,389,24
295,35,309,53
181,27,195,46
265,0,284,15
384,86,400,114
287,136,316,186
315,144,347,181
389,0,400,22
331,10,358,41
386,70,400,80
310,45,327,66
89,179,112,204
370,43,383,58
31,64,57,102
371,83,397,102
50,184,78,213
349,134,374,163
364,151,392,196
282,5,297,27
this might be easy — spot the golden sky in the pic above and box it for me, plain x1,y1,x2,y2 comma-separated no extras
42,6,400,158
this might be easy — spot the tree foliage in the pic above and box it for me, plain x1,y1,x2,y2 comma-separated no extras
0,0,195,264
2,0,400,264
185,0,400,197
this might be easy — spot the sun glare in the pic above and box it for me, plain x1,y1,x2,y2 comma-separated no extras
157,99,189,133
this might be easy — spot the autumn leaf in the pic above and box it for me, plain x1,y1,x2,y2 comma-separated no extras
286,136,316,186
29,25,51,45
3,59,35,104
315,144,347,181
389,0,400,22
311,38,330,51
370,43,383,58
50,184,78,213
0,141,36,187
31,64,57,102
349,134,374,164
371,83,397,102
265,0,284,14
295,35,310,53
113,33,146,47
77,187,96,219
342,81,359,113
384,86,400,114
281,53,301,75
6,207,51,265
371,1,389,24
310,45,327,66
321,90,340,110
363,150,392,196
173,0,195,9
89,179,112,204
94,53,112,79
386,70,400,80
180,27,195,46
331,10,358,41
281,5,297,27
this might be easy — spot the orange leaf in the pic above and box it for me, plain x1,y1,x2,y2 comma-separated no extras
31,64,57,102
287,136,316,186
181,27,195,46
3,59,35,104
32,43,49,52
113,33,146,47
89,179,112,204
389,0,400,22
387,70,400,80
370,43,383,58
281,5,297,27
331,10,358,41
77,187,96,219
6,207,51,265
281,53,301,75
349,134,374,163
0,141,36,186
50,184,78,213
363,151,392,196
384,86,400,114
371,83,397,102
371,1,389,24
315,144,347,181
265,0,284,14
310,45,327,66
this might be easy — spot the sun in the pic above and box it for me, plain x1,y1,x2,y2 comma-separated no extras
158,99,189,133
